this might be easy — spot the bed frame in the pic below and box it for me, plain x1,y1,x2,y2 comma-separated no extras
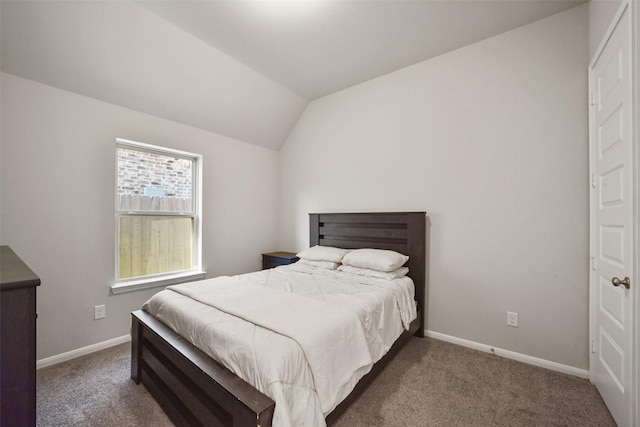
131,212,428,427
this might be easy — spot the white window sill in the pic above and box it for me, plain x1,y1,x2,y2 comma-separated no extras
110,270,207,294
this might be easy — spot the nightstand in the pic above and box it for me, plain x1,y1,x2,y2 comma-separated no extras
262,251,299,270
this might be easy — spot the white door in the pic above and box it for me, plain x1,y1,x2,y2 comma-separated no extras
589,5,635,427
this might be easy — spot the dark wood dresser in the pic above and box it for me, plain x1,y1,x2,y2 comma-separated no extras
261,251,299,270
0,246,40,427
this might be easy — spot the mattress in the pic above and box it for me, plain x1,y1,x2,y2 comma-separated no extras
143,263,417,427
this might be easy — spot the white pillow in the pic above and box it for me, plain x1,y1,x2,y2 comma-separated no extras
338,265,409,280
298,259,340,270
296,245,350,263
341,248,409,272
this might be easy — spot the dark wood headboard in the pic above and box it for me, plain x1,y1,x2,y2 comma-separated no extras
309,212,427,336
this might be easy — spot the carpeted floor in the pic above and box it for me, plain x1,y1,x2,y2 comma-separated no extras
37,337,616,427
37,343,172,427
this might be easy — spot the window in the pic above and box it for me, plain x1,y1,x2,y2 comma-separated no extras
112,138,204,293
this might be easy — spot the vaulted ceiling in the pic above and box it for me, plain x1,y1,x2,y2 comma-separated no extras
139,0,585,100
1,0,585,150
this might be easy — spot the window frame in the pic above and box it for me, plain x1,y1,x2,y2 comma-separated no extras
111,138,204,294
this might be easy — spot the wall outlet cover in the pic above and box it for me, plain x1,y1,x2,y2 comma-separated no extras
507,311,518,327
94,305,106,320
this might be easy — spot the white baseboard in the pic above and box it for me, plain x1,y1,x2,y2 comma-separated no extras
425,330,590,379
36,335,131,370
36,330,589,379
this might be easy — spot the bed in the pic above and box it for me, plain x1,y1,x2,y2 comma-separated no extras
131,212,428,427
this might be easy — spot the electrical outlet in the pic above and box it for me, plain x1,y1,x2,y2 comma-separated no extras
507,311,518,327
94,304,106,320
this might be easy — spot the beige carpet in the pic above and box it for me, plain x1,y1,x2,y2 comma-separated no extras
332,338,616,427
37,337,616,427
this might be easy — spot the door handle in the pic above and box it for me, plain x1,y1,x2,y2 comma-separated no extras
611,277,631,290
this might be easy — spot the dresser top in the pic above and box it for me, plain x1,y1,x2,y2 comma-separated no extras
0,246,41,290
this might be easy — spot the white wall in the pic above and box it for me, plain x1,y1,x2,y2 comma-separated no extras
636,2,640,423
0,73,281,359
279,6,590,369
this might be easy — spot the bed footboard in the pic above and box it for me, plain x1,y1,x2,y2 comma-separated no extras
131,310,275,427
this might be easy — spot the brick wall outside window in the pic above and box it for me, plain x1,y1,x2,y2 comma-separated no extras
117,147,192,199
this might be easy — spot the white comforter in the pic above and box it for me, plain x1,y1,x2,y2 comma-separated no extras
143,263,417,427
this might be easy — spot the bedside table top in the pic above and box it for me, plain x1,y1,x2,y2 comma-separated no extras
262,251,298,259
